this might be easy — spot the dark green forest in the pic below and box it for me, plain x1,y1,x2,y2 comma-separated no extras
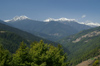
0,40,68,66
0,30,29,53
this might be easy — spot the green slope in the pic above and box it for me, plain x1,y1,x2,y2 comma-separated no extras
58,26,100,65
0,30,29,53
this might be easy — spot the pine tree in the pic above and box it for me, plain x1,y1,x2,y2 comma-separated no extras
11,42,30,66
1,40,68,66
0,44,11,66
29,40,68,66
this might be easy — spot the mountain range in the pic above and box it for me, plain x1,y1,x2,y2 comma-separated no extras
4,16,91,41
44,18,100,27
0,20,59,45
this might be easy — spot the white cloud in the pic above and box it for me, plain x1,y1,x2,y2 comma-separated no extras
82,15,86,18
44,18,77,22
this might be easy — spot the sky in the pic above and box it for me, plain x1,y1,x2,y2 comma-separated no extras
0,0,100,23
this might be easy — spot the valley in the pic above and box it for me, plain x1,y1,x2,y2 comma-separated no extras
5,16,91,41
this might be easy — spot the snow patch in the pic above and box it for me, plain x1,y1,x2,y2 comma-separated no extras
44,18,100,27
4,15,30,22
78,21,100,27
44,18,77,22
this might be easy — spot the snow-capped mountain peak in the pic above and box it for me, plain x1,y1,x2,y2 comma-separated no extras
13,16,29,21
44,18,77,22
4,15,30,22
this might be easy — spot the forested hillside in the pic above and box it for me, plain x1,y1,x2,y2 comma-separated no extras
0,30,29,53
59,26,100,66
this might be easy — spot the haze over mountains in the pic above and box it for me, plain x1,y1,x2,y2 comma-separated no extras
4,15,93,41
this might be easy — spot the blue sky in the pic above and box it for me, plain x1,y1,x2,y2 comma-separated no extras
0,0,100,23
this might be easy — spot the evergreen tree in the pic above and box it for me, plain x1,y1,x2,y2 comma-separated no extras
0,40,68,66
29,40,68,66
11,42,30,66
0,44,11,66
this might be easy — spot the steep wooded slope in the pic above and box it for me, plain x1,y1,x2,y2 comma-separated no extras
59,26,100,65
0,30,29,53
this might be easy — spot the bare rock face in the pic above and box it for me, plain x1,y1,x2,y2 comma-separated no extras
72,31,100,43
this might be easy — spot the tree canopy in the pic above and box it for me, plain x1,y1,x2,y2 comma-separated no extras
0,40,68,66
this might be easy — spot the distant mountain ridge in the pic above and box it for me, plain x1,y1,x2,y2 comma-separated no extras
51,20,91,32
4,16,91,41
5,16,100,27
44,18,77,22
44,18,100,27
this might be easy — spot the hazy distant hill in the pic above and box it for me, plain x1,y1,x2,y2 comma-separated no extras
6,19,77,41
57,21,91,31
59,26,100,65
0,20,58,45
